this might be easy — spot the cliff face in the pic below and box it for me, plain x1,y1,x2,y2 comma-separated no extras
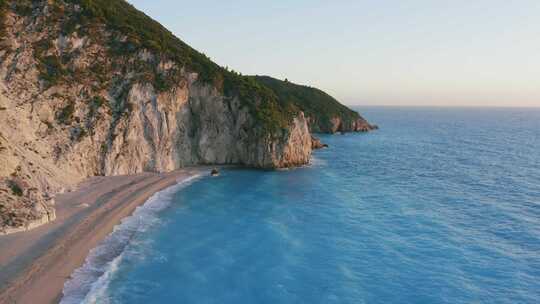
252,76,377,133
0,1,312,233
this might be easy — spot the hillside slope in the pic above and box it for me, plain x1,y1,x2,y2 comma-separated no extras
253,76,376,133
0,0,374,233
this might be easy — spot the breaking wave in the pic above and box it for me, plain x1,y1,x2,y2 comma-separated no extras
60,174,202,304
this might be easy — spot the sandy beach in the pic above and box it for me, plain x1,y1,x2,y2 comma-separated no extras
0,169,201,304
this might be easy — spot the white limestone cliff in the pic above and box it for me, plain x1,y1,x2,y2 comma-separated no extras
0,2,312,233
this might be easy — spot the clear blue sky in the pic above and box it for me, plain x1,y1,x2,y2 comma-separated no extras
129,0,540,107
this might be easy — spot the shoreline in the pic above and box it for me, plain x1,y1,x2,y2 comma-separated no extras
0,169,203,304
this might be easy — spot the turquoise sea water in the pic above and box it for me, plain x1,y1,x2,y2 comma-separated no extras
62,107,540,304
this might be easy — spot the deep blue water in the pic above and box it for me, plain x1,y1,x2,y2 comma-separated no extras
63,107,540,304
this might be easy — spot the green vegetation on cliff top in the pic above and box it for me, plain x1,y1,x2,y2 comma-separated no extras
252,76,361,132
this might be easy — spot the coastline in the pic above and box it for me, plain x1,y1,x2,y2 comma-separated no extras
0,169,202,304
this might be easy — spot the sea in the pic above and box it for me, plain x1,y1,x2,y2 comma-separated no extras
61,107,540,304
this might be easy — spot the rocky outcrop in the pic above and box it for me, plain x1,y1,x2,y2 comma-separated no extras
311,136,328,150
0,1,312,233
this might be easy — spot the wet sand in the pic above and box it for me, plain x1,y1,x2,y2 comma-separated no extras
0,169,201,304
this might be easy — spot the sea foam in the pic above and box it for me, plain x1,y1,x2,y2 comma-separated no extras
60,174,202,304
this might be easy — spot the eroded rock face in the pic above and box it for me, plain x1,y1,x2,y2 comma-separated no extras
0,2,312,232
101,81,312,174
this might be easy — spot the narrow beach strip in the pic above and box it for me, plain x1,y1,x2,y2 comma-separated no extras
0,169,201,304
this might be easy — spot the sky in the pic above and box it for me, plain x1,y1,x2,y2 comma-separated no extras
128,0,540,107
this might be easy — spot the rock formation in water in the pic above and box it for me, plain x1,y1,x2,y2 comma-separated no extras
311,136,328,150
0,0,374,233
